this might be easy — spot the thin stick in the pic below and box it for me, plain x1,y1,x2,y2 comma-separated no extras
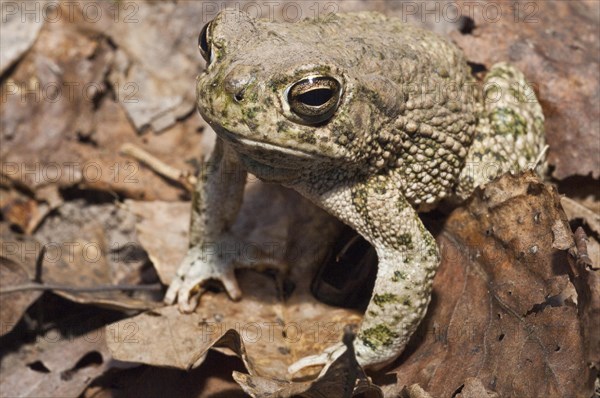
120,143,196,191
532,144,549,170
0,282,163,294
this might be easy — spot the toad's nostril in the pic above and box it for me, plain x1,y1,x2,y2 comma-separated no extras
223,65,255,102
224,78,245,96
234,90,245,102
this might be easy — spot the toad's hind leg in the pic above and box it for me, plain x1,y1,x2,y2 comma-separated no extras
454,62,546,201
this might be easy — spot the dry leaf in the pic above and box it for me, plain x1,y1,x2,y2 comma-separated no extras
81,351,247,398
234,328,382,398
0,3,204,202
379,172,594,397
0,201,160,311
0,329,112,397
570,228,600,374
31,201,160,310
454,378,499,398
111,169,597,397
108,183,374,392
0,0,46,74
0,225,43,336
126,200,190,285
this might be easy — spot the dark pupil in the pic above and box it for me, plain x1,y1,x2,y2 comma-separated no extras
199,23,209,53
297,88,333,106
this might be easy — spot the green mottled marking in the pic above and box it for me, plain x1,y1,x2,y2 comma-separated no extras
487,67,515,80
268,80,280,92
533,116,544,135
397,233,413,250
243,106,259,120
428,246,438,258
490,107,527,136
508,86,527,104
374,184,387,195
351,186,370,222
298,131,317,144
276,120,288,132
392,270,407,282
360,324,399,349
488,150,508,163
397,197,408,211
423,234,439,258
373,293,399,307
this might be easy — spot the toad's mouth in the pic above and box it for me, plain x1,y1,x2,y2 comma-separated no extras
214,128,317,182
216,128,321,161
237,153,302,183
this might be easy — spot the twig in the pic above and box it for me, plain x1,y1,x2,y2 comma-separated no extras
574,227,594,270
336,235,360,262
532,144,549,170
0,282,163,294
120,143,196,191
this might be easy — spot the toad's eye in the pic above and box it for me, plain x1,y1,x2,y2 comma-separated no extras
198,22,212,62
287,76,342,125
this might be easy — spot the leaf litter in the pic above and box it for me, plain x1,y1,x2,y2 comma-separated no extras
1,1,598,397
104,172,598,397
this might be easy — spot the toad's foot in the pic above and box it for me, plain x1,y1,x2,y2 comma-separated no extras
164,245,240,313
165,235,278,313
287,342,347,375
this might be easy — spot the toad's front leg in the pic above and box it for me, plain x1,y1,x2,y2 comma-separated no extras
165,138,249,312
292,174,440,369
